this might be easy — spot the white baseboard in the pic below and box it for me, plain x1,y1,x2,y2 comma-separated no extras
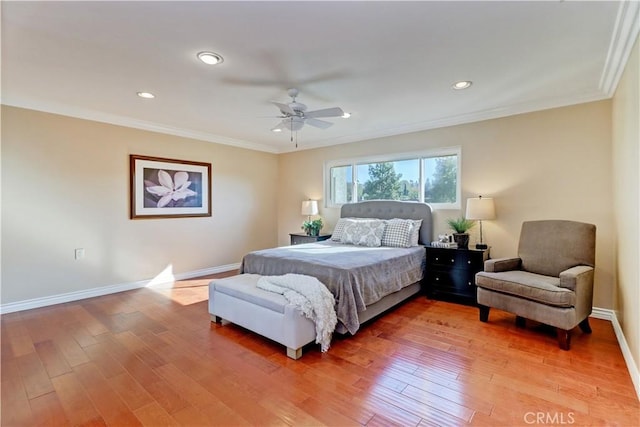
0,263,240,315
591,307,640,401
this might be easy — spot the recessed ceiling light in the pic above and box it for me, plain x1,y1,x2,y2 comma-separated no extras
342,112,351,118
452,81,472,90
137,92,155,99
272,128,282,132
197,51,224,65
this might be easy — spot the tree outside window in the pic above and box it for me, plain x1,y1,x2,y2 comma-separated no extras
326,149,460,208
424,155,457,203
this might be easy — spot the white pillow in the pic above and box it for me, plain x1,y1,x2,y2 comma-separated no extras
409,219,423,246
381,219,413,248
341,219,386,247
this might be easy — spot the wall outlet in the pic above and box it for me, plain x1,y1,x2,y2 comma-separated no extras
74,248,85,260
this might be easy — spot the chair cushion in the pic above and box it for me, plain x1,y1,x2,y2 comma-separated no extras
210,273,286,313
476,270,575,308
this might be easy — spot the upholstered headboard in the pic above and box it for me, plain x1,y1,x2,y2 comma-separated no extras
340,200,433,245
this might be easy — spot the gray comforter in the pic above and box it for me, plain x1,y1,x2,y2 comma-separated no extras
240,241,425,334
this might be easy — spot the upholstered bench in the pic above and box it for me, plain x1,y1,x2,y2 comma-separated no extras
208,273,317,359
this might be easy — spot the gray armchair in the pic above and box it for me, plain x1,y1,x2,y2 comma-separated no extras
475,220,596,350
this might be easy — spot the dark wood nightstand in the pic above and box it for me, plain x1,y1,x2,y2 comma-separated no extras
289,233,332,245
424,245,489,305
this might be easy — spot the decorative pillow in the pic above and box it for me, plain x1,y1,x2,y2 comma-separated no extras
381,219,413,248
330,218,349,242
341,219,386,247
409,219,423,246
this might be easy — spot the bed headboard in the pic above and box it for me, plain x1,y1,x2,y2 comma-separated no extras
340,200,433,245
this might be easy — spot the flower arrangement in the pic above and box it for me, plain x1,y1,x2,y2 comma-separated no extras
302,218,323,236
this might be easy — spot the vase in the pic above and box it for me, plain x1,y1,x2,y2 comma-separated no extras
453,233,469,249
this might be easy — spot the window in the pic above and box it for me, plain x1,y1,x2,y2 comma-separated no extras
325,148,461,209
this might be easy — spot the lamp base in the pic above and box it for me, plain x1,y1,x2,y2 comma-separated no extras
475,243,488,250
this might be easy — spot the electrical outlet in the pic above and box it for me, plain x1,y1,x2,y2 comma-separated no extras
74,248,85,260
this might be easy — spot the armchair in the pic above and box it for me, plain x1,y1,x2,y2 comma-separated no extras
475,220,596,350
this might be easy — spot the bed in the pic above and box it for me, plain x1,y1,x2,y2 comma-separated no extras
240,200,432,334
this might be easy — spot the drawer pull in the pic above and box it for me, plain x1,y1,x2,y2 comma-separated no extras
468,281,472,286
435,257,439,261
435,277,439,281
451,259,455,263
468,260,471,264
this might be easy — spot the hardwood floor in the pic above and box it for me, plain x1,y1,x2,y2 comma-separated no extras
2,272,639,426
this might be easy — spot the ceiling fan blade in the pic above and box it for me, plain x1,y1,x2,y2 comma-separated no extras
305,107,345,118
271,120,288,132
305,118,334,129
272,101,295,116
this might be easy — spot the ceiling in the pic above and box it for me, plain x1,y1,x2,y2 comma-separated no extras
2,1,637,154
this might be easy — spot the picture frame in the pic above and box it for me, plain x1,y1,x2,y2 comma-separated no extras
130,154,211,219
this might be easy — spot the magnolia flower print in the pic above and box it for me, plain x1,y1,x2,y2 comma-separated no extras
145,170,197,208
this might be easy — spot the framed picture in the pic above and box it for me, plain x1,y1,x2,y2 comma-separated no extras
130,154,211,219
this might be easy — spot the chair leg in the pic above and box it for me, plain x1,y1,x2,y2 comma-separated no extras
479,305,490,322
578,318,592,334
515,316,526,328
556,328,571,350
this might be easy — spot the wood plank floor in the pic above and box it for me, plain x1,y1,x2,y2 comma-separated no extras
2,272,639,426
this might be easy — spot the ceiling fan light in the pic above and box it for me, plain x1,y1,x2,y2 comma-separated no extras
197,51,224,65
286,117,305,131
452,80,472,90
137,91,155,99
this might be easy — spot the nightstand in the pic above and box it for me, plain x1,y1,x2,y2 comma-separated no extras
289,233,332,245
424,245,489,305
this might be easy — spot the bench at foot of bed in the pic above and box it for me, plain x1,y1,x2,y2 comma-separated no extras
208,273,317,360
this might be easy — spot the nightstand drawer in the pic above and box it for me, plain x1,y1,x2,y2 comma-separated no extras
426,248,482,269
427,269,477,291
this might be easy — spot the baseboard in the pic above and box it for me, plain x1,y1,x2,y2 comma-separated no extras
0,263,241,315
2,284,638,401
591,307,640,401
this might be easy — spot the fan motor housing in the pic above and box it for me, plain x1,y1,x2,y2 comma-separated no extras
289,102,307,113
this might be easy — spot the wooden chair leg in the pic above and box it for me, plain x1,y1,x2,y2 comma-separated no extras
556,328,571,350
578,318,592,334
479,305,490,322
515,316,526,328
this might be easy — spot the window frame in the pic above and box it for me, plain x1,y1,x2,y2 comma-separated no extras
324,146,461,210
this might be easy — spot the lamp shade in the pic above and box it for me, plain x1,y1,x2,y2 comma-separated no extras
465,196,496,220
301,200,319,216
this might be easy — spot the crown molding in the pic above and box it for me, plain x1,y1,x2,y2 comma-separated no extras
1,98,280,154
279,90,610,153
599,0,640,97
4,87,610,156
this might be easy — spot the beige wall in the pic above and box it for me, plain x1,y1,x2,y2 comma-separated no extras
1,106,279,304
612,36,640,371
278,101,615,309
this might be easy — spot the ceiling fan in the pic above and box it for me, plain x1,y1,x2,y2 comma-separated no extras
271,88,346,133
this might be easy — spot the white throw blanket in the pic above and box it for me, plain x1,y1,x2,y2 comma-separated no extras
257,274,337,352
